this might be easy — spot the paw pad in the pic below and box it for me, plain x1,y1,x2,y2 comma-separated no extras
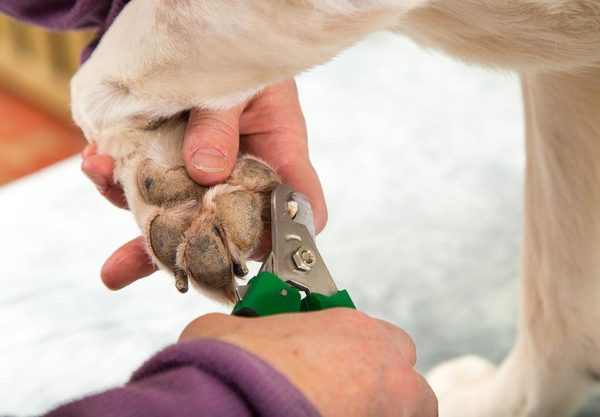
137,156,278,302
137,159,206,205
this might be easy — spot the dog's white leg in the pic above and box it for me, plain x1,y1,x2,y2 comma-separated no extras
71,0,424,139
429,69,600,417
396,3,600,415
398,0,600,72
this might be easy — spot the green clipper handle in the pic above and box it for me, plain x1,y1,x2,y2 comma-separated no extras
232,272,355,317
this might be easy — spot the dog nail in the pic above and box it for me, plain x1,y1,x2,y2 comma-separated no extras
175,270,189,293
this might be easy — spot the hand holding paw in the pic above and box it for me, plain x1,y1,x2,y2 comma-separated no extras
81,80,326,298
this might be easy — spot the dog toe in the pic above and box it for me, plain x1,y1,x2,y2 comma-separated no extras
215,190,262,256
180,222,233,294
137,158,205,205
148,204,195,270
230,156,279,191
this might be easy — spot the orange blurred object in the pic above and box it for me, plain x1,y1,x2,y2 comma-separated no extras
0,86,85,185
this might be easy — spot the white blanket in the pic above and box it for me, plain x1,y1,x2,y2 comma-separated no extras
5,32,596,416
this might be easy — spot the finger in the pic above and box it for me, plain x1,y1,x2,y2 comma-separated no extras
276,158,327,233
388,369,438,417
101,236,157,290
81,153,128,209
240,82,327,233
243,131,328,234
182,106,243,186
245,155,327,262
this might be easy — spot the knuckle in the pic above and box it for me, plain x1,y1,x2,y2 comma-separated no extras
329,308,376,329
383,323,417,365
200,312,228,323
179,313,228,341
408,372,438,417
402,334,418,366
392,325,416,350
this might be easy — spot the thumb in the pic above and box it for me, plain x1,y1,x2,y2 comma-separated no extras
183,106,243,185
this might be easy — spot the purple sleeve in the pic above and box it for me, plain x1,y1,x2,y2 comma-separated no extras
0,0,112,30
0,0,131,61
44,339,321,417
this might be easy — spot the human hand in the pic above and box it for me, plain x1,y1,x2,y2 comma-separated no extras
81,79,326,290
179,309,438,417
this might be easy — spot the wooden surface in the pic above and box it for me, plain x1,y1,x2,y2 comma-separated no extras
0,15,94,121
0,15,91,184
0,86,85,185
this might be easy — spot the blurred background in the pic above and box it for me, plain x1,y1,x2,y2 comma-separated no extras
0,15,90,185
0,16,599,417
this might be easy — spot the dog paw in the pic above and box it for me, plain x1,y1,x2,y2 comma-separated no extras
136,155,279,302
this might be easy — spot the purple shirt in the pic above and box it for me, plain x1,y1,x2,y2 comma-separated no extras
44,339,320,417
0,0,130,60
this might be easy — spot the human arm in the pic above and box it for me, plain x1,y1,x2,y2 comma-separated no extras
179,310,438,417
45,310,437,417
44,338,320,417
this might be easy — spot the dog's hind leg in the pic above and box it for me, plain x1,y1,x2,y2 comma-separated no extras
428,69,600,417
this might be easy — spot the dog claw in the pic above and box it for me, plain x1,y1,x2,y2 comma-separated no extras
232,260,249,277
175,270,189,293
149,206,194,269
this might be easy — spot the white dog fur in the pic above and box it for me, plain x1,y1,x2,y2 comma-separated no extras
71,1,600,416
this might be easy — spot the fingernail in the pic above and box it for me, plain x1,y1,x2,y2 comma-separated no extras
191,147,226,173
